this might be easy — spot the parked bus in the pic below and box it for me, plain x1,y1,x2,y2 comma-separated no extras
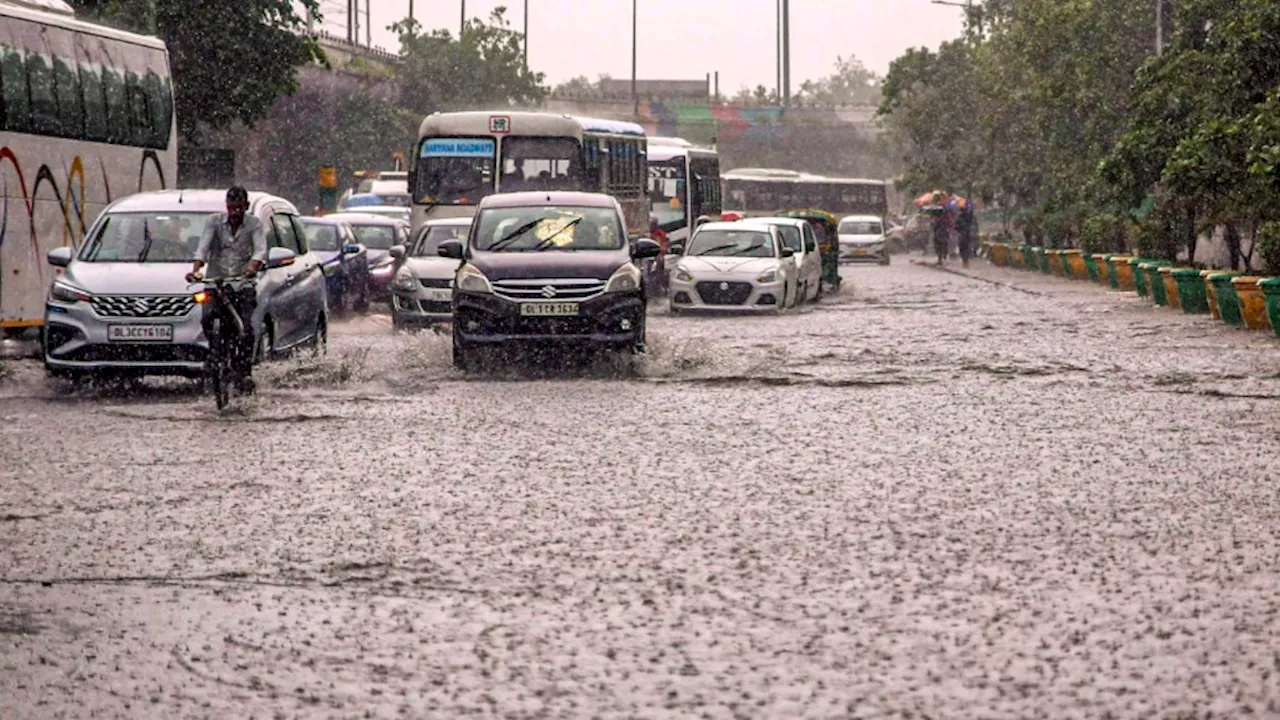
647,136,721,245
409,111,649,238
722,168,888,220
0,0,177,333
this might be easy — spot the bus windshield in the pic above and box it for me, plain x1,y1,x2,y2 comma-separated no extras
416,138,497,205
499,137,582,192
649,157,686,229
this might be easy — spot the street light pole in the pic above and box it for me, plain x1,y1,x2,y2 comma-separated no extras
781,0,790,106
524,0,529,70
461,0,466,36
776,0,781,102
631,0,638,105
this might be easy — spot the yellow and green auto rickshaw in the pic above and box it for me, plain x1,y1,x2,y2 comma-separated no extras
778,209,841,295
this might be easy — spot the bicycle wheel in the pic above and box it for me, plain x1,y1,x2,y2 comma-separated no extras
210,318,230,410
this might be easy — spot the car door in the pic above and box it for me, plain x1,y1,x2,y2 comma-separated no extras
279,210,326,344
801,223,821,296
259,207,300,346
774,230,798,306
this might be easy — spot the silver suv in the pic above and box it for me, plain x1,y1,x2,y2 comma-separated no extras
42,190,329,379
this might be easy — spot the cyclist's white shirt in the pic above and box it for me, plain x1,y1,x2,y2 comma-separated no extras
196,213,268,278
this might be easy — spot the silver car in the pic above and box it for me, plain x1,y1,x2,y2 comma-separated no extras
755,217,823,303
388,217,471,330
668,221,799,314
42,190,329,379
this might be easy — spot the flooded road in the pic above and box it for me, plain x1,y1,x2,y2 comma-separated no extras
3,260,1279,717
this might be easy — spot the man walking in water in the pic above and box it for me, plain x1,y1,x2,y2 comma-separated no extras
955,202,976,268
932,211,951,265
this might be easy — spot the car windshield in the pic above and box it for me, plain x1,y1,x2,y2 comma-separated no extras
300,222,341,252
771,224,803,252
79,212,214,263
350,224,397,249
686,229,777,258
840,220,883,235
416,137,497,205
473,206,625,252
414,224,469,256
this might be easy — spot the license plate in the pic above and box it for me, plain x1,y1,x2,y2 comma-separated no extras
851,248,869,256
520,302,579,317
422,289,451,302
108,324,173,342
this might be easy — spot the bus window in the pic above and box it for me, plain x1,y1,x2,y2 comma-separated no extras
500,136,581,192
0,45,30,133
416,137,496,205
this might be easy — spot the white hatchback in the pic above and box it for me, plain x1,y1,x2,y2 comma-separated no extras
837,214,889,265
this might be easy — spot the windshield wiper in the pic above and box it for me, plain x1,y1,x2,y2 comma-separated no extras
691,243,739,256
488,216,548,252
137,220,154,262
532,217,582,251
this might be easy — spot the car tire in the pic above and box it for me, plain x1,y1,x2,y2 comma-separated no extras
881,255,891,266
308,315,327,358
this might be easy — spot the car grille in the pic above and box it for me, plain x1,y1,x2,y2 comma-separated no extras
695,281,753,306
491,278,606,302
419,278,452,289
92,294,194,319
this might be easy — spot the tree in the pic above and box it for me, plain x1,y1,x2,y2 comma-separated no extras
69,0,323,144
391,9,546,116
796,55,881,106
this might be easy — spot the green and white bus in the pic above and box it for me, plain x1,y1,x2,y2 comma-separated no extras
647,136,721,245
409,111,650,239
722,168,888,220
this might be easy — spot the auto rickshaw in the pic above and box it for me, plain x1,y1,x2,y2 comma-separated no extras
778,209,841,295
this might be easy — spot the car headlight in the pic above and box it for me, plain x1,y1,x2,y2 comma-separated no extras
455,263,492,294
756,269,778,284
393,269,417,292
674,266,695,283
605,264,641,294
50,281,91,303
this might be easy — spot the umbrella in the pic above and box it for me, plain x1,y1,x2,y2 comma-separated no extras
946,195,970,210
914,190,949,208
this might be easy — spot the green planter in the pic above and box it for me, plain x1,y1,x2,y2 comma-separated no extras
1209,273,1244,326
1022,245,1036,271
1261,277,1280,337
1172,268,1210,314
1130,258,1148,296
1141,261,1172,305
1084,253,1100,282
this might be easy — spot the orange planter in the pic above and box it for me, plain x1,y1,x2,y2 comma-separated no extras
1064,250,1087,280
1233,277,1271,330
1110,255,1135,291
1159,266,1181,309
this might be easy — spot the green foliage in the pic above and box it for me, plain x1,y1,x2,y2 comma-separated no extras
70,0,323,143
391,10,546,115
795,56,881,106
1256,221,1280,276
1081,213,1122,254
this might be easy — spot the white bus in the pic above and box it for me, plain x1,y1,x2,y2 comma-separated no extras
647,136,721,245
722,168,888,220
409,111,649,239
0,0,176,334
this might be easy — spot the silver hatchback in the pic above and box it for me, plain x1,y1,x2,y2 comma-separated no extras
42,190,329,379
388,217,471,330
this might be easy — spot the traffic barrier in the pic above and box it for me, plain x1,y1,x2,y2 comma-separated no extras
1233,277,1270,330
1209,273,1244,326
1159,266,1182,310
1172,268,1209,314
1261,278,1280,337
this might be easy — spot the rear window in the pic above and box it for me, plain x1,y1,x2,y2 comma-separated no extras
839,219,883,235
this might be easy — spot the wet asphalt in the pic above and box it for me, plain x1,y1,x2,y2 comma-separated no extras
2,258,1279,718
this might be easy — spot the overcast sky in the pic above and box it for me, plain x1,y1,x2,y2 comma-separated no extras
310,0,965,93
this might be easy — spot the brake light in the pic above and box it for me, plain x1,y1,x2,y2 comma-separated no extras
193,291,209,304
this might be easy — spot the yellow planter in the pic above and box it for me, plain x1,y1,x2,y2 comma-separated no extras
1110,255,1135,291
1233,276,1270,330
1201,270,1220,320
1047,250,1066,277
1063,250,1087,280
1012,246,1026,267
1159,266,1182,309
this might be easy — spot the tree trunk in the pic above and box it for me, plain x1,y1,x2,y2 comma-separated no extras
1226,222,1242,271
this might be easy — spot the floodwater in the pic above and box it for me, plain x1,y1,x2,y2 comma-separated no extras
2,260,1278,717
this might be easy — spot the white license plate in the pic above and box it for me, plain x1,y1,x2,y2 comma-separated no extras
108,324,173,342
520,302,579,317
422,289,452,302
851,248,870,256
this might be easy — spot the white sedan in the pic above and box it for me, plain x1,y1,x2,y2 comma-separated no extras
667,222,799,313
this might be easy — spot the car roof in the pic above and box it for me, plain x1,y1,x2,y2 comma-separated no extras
696,221,775,233
324,212,405,225
478,191,619,209
753,217,807,227
424,217,473,226
104,189,293,215
840,214,884,222
298,215,348,225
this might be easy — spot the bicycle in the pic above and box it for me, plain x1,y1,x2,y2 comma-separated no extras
189,275,254,410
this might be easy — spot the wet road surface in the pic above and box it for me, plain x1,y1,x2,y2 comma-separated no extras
2,259,1279,718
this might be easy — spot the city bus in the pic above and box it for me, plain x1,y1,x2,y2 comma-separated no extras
409,111,649,238
0,0,177,334
722,168,889,220
647,136,721,245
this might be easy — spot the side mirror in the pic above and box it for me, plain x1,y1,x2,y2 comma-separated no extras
437,239,465,260
631,238,662,260
389,244,406,260
781,247,796,258
47,246,73,267
344,243,361,254
267,246,297,269
667,244,684,256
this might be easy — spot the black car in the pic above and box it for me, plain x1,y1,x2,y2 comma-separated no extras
438,191,662,370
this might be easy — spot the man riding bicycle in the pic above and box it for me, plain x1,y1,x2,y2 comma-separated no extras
187,187,266,394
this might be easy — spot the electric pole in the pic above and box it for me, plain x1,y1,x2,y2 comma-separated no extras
461,0,466,35
523,0,529,70
781,0,790,106
631,0,638,105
